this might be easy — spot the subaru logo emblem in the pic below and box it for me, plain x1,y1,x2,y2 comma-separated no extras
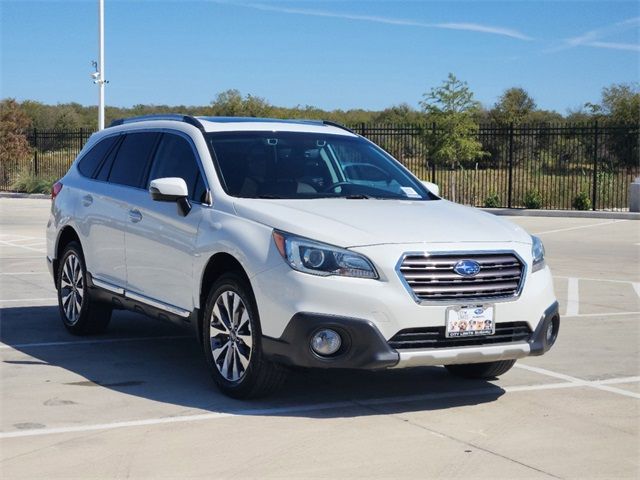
453,259,481,277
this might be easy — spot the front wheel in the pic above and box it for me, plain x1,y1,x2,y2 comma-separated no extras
202,272,287,399
445,359,516,379
57,242,112,335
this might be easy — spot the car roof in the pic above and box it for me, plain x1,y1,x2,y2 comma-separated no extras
108,115,358,137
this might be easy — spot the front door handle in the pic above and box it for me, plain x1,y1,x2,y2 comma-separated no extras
82,194,93,207
128,209,142,223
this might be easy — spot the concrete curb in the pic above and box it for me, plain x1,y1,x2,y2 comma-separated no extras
482,208,640,220
0,192,49,199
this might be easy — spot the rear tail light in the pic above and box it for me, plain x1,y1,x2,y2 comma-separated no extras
51,181,63,200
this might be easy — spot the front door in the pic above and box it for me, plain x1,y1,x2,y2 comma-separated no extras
124,132,208,312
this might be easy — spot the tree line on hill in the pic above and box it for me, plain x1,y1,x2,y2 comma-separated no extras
1,74,638,194
3,74,639,131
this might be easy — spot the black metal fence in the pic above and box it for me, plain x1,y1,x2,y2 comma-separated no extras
0,129,92,192
3,124,639,210
350,123,639,210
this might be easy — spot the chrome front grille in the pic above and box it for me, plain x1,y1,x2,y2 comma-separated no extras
398,252,525,302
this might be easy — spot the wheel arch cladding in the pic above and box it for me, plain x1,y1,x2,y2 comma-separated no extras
197,252,252,344
55,226,82,279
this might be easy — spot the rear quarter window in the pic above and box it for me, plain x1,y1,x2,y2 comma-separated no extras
77,136,119,178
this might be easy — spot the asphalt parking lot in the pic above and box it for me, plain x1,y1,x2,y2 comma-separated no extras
1,197,638,479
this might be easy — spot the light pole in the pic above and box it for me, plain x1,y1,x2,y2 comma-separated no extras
91,0,106,130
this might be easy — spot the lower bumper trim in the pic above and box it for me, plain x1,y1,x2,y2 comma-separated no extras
263,312,399,370
392,342,531,369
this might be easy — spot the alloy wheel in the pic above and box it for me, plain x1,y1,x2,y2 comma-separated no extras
209,290,253,382
60,253,84,325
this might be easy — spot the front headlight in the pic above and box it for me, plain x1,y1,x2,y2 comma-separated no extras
531,235,545,272
272,230,378,279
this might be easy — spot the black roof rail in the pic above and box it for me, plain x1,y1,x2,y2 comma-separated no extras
109,114,205,132
196,116,324,126
322,120,356,134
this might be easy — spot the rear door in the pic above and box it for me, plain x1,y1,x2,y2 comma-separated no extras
89,131,161,289
123,131,208,312
74,134,129,289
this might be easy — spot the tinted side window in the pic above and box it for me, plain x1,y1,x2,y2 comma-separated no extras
148,134,203,201
108,132,160,188
95,136,122,182
193,173,207,203
77,136,118,178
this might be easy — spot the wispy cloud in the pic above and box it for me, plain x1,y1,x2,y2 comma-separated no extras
218,2,533,41
562,16,640,52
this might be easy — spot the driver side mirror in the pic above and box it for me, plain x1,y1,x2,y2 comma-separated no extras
421,181,440,197
149,177,192,216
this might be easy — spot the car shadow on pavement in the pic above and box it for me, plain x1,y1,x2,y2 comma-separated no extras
1,306,506,419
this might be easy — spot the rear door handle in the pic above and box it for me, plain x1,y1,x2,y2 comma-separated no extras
128,209,142,223
81,194,93,207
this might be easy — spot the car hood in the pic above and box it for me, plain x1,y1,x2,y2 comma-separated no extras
233,198,532,248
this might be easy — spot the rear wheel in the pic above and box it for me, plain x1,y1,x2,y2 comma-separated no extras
445,359,516,379
57,242,112,335
202,272,287,399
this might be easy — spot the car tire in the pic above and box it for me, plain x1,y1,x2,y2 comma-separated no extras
57,241,112,335
202,272,287,399
445,359,516,379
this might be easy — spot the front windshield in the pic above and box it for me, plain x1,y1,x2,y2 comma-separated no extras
206,131,438,200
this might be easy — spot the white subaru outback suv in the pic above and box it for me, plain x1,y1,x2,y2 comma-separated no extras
47,115,559,398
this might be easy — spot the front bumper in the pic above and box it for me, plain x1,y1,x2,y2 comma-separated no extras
251,242,557,342
263,302,560,369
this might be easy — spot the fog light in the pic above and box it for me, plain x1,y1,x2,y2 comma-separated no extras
546,316,559,347
311,329,342,356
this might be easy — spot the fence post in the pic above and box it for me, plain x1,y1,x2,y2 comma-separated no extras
592,121,598,211
360,123,366,137
508,123,514,208
431,122,436,183
33,128,39,177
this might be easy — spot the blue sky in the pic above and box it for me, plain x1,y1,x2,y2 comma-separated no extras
1,1,639,112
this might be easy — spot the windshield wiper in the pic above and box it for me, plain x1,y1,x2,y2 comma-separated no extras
257,194,281,199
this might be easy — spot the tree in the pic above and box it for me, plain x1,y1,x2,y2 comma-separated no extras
600,83,640,124
419,73,486,167
373,103,425,124
576,83,640,124
0,99,32,186
210,89,272,117
490,87,536,125
597,83,640,168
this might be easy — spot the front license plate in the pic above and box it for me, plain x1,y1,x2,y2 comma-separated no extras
446,305,495,338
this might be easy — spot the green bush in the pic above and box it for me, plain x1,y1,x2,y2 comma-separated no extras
523,189,543,209
11,169,57,194
572,191,592,210
484,192,501,208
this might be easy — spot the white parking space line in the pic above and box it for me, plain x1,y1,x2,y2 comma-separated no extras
0,272,45,276
2,376,638,439
0,335,190,351
0,297,57,307
0,240,46,253
20,242,46,248
534,220,626,235
594,376,640,385
563,311,640,318
566,277,579,316
0,234,39,241
515,364,640,399
633,283,640,298
554,275,639,286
